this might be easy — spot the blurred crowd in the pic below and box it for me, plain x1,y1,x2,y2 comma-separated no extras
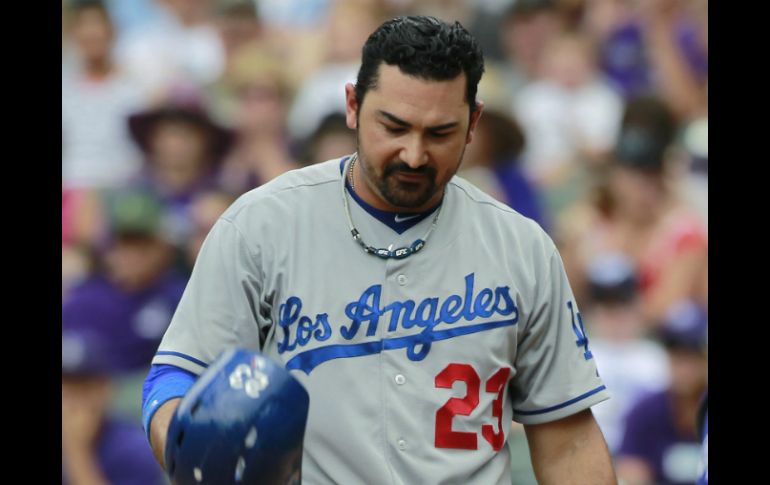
61,0,707,484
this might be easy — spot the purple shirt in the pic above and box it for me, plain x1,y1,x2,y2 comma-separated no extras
600,19,708,98
63,417,165,485
492,162,549,232
61,272,186,375
618,390,702,485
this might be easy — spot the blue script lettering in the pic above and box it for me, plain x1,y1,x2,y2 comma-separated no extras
439,295,464,324
278,297,332,352
342,285,382,338
277,273,520,370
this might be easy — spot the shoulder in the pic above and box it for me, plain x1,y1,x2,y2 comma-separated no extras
450,175,523,217
221,158,342,222
448,175,555,252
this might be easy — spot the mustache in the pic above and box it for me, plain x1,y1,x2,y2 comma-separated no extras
383,162,436,177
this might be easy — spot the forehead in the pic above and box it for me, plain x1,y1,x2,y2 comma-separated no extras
363,64,469,125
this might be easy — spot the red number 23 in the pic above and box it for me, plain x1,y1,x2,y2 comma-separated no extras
434,363,511,451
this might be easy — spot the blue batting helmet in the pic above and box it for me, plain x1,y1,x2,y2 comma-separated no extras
165,348,309,485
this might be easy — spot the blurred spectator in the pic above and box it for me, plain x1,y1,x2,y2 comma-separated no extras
582,0,708,120
557,96,707,325
497,0,565,98
466,0,515,63
581,0,649,97
214,0,263,58
300,112,357,166
513,30,623,194
616,300,708,485
115,0,225,102
62,0,146,191
62,186,104,298
62,189,185,485
207,0,273,126
127,86,234,244
582,253,670,454
216,44,299,195
62,349,166,485
460,108,549,230
607,98,707,323
636,0,708,121
286,0,384,143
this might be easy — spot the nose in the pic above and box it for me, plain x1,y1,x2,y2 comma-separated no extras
399,136,428,169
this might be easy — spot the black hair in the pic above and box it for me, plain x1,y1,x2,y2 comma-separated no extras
613,96,678,172
354,16,485,115
478,109,526,165
621,95,678,145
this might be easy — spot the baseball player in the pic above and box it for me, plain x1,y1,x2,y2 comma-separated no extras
143,16,615,484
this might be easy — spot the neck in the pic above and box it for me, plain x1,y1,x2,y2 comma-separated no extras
350,154,443,213
84,59,112,79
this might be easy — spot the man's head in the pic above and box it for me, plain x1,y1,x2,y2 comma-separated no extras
609,96,677,223
353,16,484,119
128,90,233,194
102,190,175,291
68,0,114,67
585,253,644,342
657,301,708,397
345,16,485,211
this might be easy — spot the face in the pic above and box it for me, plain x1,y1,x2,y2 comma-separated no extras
502,12,561,74
150,120,209,192
591,300,644,341
345,64,483,212
71,7,113,64
235,80,286,136
668,348,707,397
610,165,665,222
541,37,595,89
105,237,173,291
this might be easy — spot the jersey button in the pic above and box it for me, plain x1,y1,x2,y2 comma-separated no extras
397,439,407,450
397,274,408,286
395,374,406,385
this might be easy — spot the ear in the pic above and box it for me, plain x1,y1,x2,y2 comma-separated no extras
344,83,359,129
466,100,484,145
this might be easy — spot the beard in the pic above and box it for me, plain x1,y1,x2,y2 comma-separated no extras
355,133,465,210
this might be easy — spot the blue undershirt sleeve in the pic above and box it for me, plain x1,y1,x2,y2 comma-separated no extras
141,363,197,441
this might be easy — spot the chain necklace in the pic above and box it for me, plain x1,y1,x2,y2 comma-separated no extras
348,154,356,190
341,153,442,259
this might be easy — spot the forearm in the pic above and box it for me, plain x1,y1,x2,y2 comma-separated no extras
525,409,617,485
149,397,182,469
644,20,706,120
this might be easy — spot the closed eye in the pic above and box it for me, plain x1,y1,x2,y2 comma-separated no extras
384,125,406,135
429,131,451,138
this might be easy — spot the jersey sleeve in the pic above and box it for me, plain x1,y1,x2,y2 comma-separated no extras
152,217,269,374
510,246,610,425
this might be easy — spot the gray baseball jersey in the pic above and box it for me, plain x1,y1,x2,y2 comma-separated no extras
153,155,609,484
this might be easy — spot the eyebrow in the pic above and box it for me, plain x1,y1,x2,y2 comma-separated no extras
377,110,459,132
